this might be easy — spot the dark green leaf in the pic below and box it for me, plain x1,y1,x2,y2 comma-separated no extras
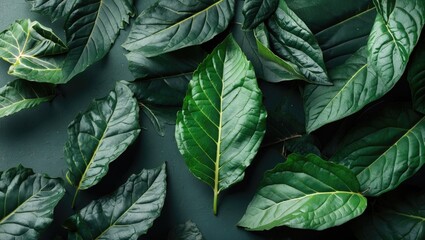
238,153,367,230
168,220,204,240
62,0,134,81
265,0,330,85
26,0,75,22
304,0,425,133
331,103,425,196
0,79,55,118
408,33,425,114
242,0,278,30
64,82,141,206
0,165,65,240
283,135,321,157
140,103,178,137
0,19,67,83
122,0,235,57
175,35,267,214
64,164,167,240
352,189,425,240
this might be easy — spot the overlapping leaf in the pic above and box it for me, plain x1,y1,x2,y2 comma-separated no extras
352,189,425,240
64,82,140,206
238,153,367,231
64,164,167,240
168,220,204,240
122,0,235,57
175,35,267,214
0,165,65,240
408,33,425,114
0,79,55,118
242,0,278,30
26,0,75,22
0,19,67,83
304,0,425,133
331,103,425,196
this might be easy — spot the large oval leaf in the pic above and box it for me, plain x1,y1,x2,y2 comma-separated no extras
304,0,425,133
0,79,55,118
0,19,67,83
408,33,425,114
352,189,425,240
265,0,330,85
242,0,279,30
238,153,367,231
64,164,167,240
331,103,425,196
0,165,65,240
175,35,267,214
64,82,141,207
122,0,235,57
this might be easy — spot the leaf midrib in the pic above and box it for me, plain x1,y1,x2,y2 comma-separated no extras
388,210,425,222
0,97,50,115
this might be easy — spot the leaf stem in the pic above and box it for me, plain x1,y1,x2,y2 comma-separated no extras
213,191,218,215
71,189,79,209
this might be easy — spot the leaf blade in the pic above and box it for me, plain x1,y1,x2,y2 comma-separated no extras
242,0,279,30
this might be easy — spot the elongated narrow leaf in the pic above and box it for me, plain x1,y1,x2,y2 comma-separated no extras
62,0,134,81
352,189,425,240
64,82,140,205
331,103,425,196
265,0,330,85
0,79,55,118
0,165,65,239
408,34,425,114
304,0,425,133
238,153,367,231
0,19,67,83
64,164,167,240
242,0,279,30
122,0,235,57
175,35,267,214
168,220,204,240
26,0,75,22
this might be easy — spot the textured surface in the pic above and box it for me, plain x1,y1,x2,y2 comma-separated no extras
408,34,425,114
0,166,65,240
122,0,235,57
26,0,74,22
242,0,278,30
168,220,204,240
65,165,166,240
0,79,55,118
175,35,267,214
331,104,425,196
238,154,367,230
64,82,140,199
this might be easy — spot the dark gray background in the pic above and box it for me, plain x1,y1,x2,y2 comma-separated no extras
0,1,355,239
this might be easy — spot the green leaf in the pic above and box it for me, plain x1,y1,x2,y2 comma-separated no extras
168,220,204,240
122,0,235,57
64,82,141,207
352,189,425,240
140,102,179,137
0,165,65,240
26,0,75,22
238,153,367,231
283,135,321,157
175,35,267,214
408,33,425,114
242,0,279,30
0,79,55,118
330,103,425,196
265,0,330,85
62,0,135,81
0,19,67,83
304,0,425,133
64,164,167,240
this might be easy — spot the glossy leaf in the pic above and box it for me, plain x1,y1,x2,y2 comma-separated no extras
26,0,75,22
175,35,267,214
122,0,235,57
331,103,425,196
304,0,425,133
0,165,65,239
352,189,425,240
0,19,67,83
64,82,140,206
168,220,204,240
265,0,330,85
64,164,167,240
407,34,425,114
0,79,55,118
62,0,134,81
242,0,278,30
238,153,367,231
